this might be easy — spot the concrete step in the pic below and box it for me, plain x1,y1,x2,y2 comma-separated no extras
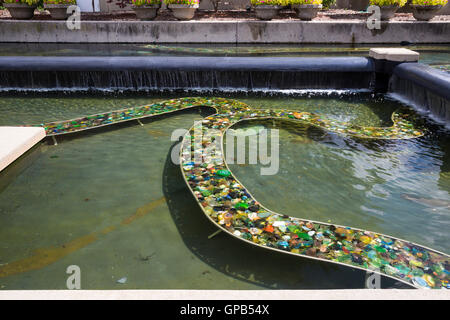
0,126,46,172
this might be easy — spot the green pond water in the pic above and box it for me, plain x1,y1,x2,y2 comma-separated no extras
0,92,449,290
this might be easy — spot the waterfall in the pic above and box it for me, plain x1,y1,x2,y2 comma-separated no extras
0,70,374,92
0,56,375,92
388,63,450,126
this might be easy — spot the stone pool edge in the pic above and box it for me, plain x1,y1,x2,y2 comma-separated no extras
0,20,449,44
0,127,46,172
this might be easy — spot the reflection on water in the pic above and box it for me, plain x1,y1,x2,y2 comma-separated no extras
0,91,448,289
227,119,450,255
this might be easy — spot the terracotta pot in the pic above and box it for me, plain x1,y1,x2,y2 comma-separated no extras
4,3,36,20
132,4,160,20
411,4,443,21
254,5,281,20
168,4,199,20
292,4,322,20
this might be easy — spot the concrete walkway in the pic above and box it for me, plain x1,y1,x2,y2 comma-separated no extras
0,289,449,300
0,127,46,172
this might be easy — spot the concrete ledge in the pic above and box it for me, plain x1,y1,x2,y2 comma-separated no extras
0,127,46,172
0,56,375,90
0,56,374,72
369,48,420,62
0,20,449,43
0,289,449,300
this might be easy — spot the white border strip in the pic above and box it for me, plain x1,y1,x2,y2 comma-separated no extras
0,289,449,300
0,126,46,172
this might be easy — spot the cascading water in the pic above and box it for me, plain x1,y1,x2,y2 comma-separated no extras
0,56,377,92
387,63,450,127
388,74,450,125
0,70,374,92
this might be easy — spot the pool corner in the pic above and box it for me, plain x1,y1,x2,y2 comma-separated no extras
0,126,46,172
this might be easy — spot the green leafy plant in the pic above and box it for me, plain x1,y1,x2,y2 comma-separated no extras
321,0,335,8
44,0,76,4
3,0,40,5
411,0,447,5
251,0,287,6
132,0,161,5
163,0,199,5
369,0,407,6
290,0,322,4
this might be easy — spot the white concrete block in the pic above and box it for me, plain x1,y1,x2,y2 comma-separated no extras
0,126,46,172
369,48,420,62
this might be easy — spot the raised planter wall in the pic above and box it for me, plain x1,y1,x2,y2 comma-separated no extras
0,20,449,43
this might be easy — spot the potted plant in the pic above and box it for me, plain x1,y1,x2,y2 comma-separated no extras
132,0,161,20
251,0,285,20
3,0,39,19
410,0,447,20
290,0,323,20
369,0,407,20
164,0,199,20
44,0,76,20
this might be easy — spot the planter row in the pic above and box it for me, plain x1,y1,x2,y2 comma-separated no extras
134,4,199,20
4,3,72,20
134,4,321,21
375,4,443,21
3,3,199,20
255,4,321,21
254,4,444,21
3,3,445,21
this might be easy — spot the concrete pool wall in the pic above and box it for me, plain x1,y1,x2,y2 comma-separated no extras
0,20,449,44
